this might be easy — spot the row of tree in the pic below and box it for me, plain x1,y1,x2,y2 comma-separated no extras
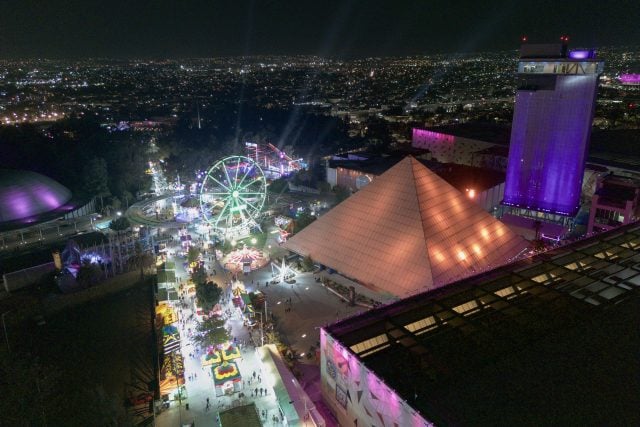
0,117,150,213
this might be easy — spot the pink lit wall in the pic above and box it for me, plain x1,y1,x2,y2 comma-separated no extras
411,128,495,165
320,328,434,427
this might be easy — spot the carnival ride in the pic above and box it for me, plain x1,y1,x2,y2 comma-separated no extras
222,244,269,273
245,142,306,178
200,156,267,238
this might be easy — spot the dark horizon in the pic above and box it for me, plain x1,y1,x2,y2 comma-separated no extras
1,0,637,59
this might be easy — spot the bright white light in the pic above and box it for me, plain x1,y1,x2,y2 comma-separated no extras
251,238,257,245
301,334,306,338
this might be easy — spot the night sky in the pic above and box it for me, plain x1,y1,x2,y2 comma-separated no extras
0,0,637,58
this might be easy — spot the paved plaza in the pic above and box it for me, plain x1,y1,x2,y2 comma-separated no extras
155,228,376,427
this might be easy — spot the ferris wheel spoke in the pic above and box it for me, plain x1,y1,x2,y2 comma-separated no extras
238,178,262,192
242,198,260,215
236,164,254,189
206,174,231,192
216,201,231,227
234,157,241,182
203,191,230,197
237,192,264,197
222,162,234,189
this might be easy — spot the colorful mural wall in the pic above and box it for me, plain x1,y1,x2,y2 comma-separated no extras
320,329,434,427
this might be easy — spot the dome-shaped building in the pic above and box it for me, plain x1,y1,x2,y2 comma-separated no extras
0,169,72,224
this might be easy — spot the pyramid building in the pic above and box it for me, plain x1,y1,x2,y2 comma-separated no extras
285,156,529,297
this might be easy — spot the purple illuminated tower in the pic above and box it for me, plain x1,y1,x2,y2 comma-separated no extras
503,42,604,216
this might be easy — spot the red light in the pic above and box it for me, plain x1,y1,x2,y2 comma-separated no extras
521,36,528,42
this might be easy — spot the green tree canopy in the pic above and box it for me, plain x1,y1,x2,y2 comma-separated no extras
196,280,222,312
268,177,289,194
333,185,351,204
293,211,316,234
187,246,200,264
82,156,110,198
193,316,230,348
301,255,314,272
109,216,130,232
191,265,208,287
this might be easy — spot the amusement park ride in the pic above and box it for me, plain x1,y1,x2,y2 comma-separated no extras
245,142,306,179
199,156,268,239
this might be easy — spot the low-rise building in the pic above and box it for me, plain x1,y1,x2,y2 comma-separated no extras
587,173,640,234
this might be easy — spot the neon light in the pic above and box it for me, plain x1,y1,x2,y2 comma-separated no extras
504,63,602,216
620,74,640,84
568,50,593,59
412,128,455,144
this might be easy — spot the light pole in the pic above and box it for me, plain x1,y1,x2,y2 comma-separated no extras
257,311,264,347
2,310,13,352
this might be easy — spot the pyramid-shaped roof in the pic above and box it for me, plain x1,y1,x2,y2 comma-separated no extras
285,156,529,297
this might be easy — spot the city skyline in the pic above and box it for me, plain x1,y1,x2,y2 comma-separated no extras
0,0,638,58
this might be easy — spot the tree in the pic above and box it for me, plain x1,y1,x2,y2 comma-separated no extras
196,280,222,312
191,265,208,287
109,216,130,232
76,261,103,287
268,178,289,194
187,246,200,264
192,316,230,348
301,255,314,272
293,211,316,234
333,185,351,204
83,157,110,212
130,242,154,279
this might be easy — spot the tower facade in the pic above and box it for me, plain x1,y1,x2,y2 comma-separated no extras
503,42,604,216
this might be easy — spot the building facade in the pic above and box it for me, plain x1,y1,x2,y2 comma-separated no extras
587,174,640,234
503,43,604,216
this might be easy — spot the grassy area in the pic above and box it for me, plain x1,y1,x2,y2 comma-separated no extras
27,280,156,425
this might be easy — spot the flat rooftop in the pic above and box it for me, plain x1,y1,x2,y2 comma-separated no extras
326,222,640,426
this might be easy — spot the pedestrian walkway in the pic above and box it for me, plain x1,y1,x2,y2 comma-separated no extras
156,228,385,426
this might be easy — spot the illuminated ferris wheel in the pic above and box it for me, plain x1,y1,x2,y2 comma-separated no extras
199,156,267,237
